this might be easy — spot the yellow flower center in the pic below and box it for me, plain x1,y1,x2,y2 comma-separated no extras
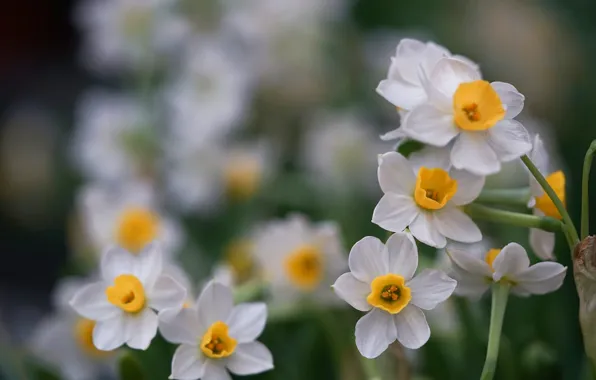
485,248,502,272
414,167,458,210
453,80,505,131
367,274,412,314
224,160,262,201
284,245,324,291
200,321,237,359
535,171,566,219
74,318,111,357
106,274,146,313
224,239,256,284
116,207,159,253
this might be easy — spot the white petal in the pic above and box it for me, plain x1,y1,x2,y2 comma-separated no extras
452,270,490,299
385,232,418,280
529,135,549,197
126,308,159,350
227,303,267,343
93,316,126,351
159,308,202,345
149,275,187,311
393,305,431,349
450,169,485,206
407,269,457,310
401,104,458,146
392,39,427,83
446,248,492,277
409,212,447,248
197,281,234,326
451,132,500,176
434,207,482,243
380,127,407,141
332,273,372,312
132,242,164,289
377,152,416,195
376,79,427,111
355,309,397,359
530,229,556,261
101,246,135,283
69,281,119,320
348,236,388,283
372,194,419,233
202,360,231,380
226,342,274,375
492,243,530,281
491,82,524,119
487,120,532,162
426,57,481,110
408,145,452,173
170,344,205,380
512,262,567,295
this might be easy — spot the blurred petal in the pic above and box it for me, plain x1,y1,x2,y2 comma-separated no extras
159,308,201,345
197,281,233,326
226,342,274,375
170,344,205,380
348,236,388,283
408,269,457,310
372,194,418,233
93,316,126,351
385,232,418,280
394,305,430,349
530,229,556,261
70,281,119,320
133,242,164,289
126,309,158,350
101,246,135,283
227,303,267,343
355,309,397,359
149,275,186,311
446,248,492,277
202,360,231,380
332,273,372,312
377,152,416,196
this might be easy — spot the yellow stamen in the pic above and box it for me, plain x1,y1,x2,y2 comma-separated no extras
74,318,112,357
453,80,505,131
200,321,237,359
106,274,146,313
485,248,502,272
535,171,566,219
414,167,458,210
367,274,412,314
224,159,262,201
284,245,324,291
115,207,159,253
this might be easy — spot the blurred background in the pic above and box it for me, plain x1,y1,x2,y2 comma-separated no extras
1,0,596,379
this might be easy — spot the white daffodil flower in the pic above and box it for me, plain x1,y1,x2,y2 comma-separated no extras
372,151,484,248
159,281,273,380
78,181,183,258
400,57,532,175
447,242,567,298
332,232,457,358
253,214,347,305
69,244,186,350
527,135,566,260
30,277,117,380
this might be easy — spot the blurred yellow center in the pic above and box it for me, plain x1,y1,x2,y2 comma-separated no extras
453,80,505,131
535,171,566,219
224,160,262,201
485,248,502,272
200,321,237,359
284,245,324,291
106,274,146,313
116,207,159,253
74,318,109,357
225,239,255,284
367,274,411,314
414,167,458,210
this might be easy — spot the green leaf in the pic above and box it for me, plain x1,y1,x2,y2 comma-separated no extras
118,352,146,380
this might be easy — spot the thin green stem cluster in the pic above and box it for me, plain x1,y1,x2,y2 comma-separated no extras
581,141,596,239
480,283,511,380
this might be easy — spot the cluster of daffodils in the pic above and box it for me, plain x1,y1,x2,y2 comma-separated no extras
329,37,569,360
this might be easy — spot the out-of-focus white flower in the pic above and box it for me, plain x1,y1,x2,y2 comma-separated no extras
165,40,254,149
253,214,346,305
301,111,390,194
399,57,531,175
31,277,117,380
75,0,189,72
527,135,565,260
448,242,567,298
165,140,272,213
71,91,157,182
332,233,457,357
372,151,484,248
159,281,273,380
213,238,259,287
78,181,183,258
70,244,186,350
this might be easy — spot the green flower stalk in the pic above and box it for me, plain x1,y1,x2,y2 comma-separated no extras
480,283,511,380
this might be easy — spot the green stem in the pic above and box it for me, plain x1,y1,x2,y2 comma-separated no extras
581,141,596,239
480,283,511,380
360,355,382,380
476,188,531,207
521,155,580,246
464,203,563,233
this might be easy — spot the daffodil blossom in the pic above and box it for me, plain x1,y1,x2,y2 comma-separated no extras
159,281,273,380
69,243,186,350
447,242,567,298
332,232,457,358
527,135,566,260
372,151,484,248
400,57,532,175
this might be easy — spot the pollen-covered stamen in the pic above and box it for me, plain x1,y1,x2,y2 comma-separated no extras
414,167,458,210
200,321,237,359
367,274,412,314
462,103,481,121
380,284,401,302
106,274,146,313
453,80,505,131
